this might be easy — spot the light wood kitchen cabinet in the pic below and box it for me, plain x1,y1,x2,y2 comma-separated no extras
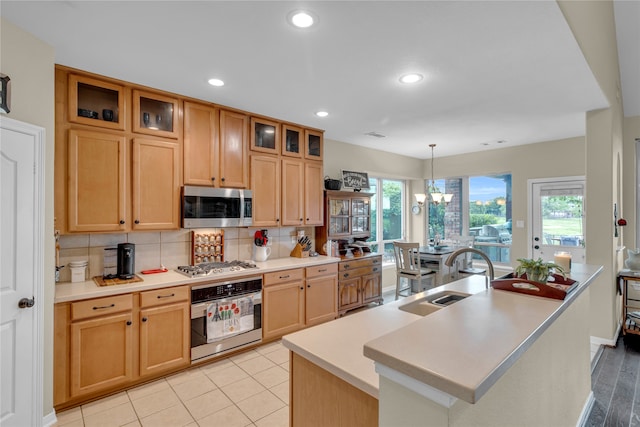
133,89,180,139
67,129,127,232
250,117,280,155
183,102,248,188
281,124,303,158
305,264,338,325
132,138,180,230
337,255,383,316
68,294,134,398
304,129,323,160
138,286,190,377
250,154,281,227
54,286,190,408
68,73,126,131
263,269,306,341
281,159,324,227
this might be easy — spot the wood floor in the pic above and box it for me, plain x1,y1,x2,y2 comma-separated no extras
587,334,640,426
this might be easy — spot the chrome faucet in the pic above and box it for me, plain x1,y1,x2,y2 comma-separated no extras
444,247,495,288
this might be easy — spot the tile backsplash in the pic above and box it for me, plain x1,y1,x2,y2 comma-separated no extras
57,226,315,283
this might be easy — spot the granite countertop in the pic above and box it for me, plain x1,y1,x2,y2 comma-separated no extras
54,255,340,303
283,264,602,403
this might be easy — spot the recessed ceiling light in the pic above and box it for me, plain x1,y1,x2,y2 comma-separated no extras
399,73,423,84
208,78,224,87
315,111,329,117
289,10,316,28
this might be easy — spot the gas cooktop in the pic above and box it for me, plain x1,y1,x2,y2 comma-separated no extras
176,260,258,278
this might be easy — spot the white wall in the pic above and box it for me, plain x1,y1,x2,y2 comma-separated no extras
0,17,56,419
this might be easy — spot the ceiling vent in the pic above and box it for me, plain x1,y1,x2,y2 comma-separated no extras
365,131,386,139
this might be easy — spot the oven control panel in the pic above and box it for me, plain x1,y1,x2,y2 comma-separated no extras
191,277,262,304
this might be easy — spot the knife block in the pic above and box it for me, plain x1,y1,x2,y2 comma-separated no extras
290,243,309,258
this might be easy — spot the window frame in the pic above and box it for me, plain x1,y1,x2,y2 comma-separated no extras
368,176,407,264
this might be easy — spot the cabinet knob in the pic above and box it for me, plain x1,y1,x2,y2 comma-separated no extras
142,317,148,322
221,177,225,182
373,267,379,272
307,284,311,288
126,320,132,326
211,177,216,182
134,219,140,224
300,287,304,290
299,218,303,222
119,220,125,225
343,273,349,278
276,218,280,223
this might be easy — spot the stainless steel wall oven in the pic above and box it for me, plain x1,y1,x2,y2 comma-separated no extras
191,276,262,362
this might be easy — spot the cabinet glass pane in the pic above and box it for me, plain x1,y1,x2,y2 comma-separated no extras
139,96,174,132
285,128,301,155
330,217,349,235
77,83,120,123
308,134,321,157
330,199,349,216
255,122,277,150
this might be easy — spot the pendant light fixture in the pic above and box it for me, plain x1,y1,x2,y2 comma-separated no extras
427,144,453,205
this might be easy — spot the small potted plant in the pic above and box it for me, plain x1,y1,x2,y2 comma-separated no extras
514,257,566,284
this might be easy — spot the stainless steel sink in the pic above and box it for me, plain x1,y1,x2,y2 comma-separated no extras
398,290,470,316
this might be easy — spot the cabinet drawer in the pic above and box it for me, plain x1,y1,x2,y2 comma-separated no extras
264,268,304,286
71,294,133,321
140,286,189,308
339,267,372,281
339,256,381,271
306,263,338,278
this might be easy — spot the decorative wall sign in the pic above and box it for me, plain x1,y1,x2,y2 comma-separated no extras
341,170,370,190
0,74,11,114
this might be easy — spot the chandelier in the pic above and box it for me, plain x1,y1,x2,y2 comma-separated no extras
415,144,453,206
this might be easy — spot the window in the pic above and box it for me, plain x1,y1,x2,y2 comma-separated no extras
368,178,406,263
427,174,512,265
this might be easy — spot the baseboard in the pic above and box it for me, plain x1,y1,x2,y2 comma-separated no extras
43,410,57,427
590,323,621,348
576,391,595,427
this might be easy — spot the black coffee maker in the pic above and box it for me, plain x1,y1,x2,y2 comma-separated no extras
117,243,135,279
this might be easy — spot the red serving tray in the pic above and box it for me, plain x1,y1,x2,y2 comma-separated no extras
491,273,579,300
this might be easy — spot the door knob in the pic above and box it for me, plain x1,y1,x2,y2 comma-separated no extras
534,245,540,250
534,237,539,242
18,297,35,308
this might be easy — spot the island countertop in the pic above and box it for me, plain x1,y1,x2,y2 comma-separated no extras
283,263,602,403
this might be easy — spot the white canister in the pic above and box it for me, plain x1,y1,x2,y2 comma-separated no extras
69,260,88,282
255,246,271,262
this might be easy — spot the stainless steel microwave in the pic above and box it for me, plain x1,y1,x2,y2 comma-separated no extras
181,186,252,228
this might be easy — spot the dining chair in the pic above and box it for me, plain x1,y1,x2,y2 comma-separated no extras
392,241,436,300
454,236,486,277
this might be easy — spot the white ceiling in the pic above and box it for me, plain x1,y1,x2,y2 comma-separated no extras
2,1,634,159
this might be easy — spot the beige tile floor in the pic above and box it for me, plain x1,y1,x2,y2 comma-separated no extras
54,340,290,427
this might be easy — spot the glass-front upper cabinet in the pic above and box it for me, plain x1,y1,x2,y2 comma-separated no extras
68,74,126,131
282,124,303,158
133,89,179,139
250,117,280,154
351,198,371,235
304,129,323,160
328,198,350,236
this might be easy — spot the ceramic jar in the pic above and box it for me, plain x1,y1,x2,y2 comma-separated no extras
625,249,640,271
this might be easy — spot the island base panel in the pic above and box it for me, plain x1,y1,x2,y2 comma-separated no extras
290,352,378,427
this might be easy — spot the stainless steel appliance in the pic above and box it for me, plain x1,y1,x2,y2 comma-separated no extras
117,243,135,279
176,260,258,278
181,186,252,228
191,276,262,362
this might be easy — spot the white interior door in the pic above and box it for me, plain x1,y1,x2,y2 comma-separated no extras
531,178,586,265
0,118,44,427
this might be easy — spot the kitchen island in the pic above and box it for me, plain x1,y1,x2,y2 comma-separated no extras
283,263,602,426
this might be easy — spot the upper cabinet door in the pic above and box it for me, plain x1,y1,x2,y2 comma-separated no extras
219,110,249,188
304,129,323,161
68,74,126,131
282,124,303,158
133,89,180,139
183,101,218,186
250,117,280,155
67,129,127,232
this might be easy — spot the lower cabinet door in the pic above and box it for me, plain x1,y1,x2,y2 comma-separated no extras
338,278,362,314
263,281,305,340
69,312,134,397
361,272,382,304
305,275,338,326
139,302,190,377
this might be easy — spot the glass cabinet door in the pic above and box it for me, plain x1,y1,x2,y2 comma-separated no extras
282,124,303,158
68,74,125,131
351,198,371,235
133,89,179,139
329,198,350,236
251,117,280,154
304,129,323,160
